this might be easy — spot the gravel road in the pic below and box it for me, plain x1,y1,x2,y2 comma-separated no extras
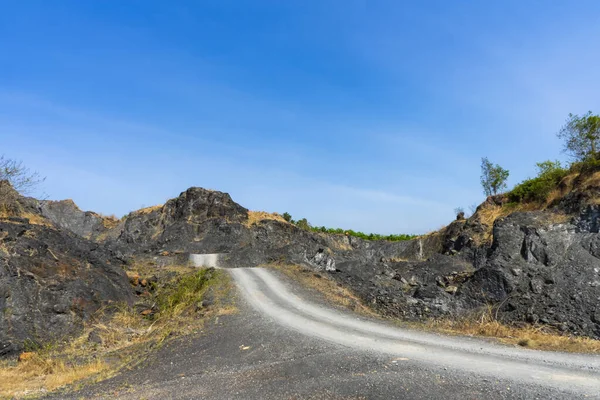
49,267,600,399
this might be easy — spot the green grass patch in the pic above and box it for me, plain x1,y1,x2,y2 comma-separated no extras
155,268,216,316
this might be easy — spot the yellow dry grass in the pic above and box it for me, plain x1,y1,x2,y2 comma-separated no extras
387,257,410,263
472,202,540,245
95,212,120,229
322,235,354,251
476,204,508,228
0,208,52,227
582,170,600,188
23,212,52,226
245,211,288,227
0,355,108,399
560,172,579,189
423,307,600,353
0,265,235,399
132,204,163,216
544,188,563,207
266,263,377,317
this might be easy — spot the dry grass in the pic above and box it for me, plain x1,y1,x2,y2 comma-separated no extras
387,257,410,263
581,170,600,188
423,306,600,353
560,172,579,188
22,212,52,226
476,204,509,229
0,208,52,227
0,265,235,399
95,212,120,229
471,202,541,245
0,354,108,399
245,211,288,227
544,188,563,207
132,204,163,216
326,236,353,251
266,263,377,317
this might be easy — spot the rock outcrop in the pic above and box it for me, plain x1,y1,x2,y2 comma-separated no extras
13,181,600,342
464,211,600,338
0,188,133,357
111,187,600,339
40,199,114,240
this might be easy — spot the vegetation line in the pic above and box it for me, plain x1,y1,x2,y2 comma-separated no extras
281,212,416,241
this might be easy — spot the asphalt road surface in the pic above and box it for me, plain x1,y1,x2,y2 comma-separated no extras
52,267,600,399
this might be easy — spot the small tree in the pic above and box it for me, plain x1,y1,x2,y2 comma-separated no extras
0,155,45,213
282,212,292,223
480,157,509,196
0,155,44,195
557,111,600,161
295,218,310,231
454,207,465,220
535,160,563,176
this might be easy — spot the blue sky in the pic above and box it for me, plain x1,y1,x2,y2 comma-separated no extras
1,1,600,234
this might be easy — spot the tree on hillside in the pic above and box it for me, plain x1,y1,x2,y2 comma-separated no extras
535,160,563,176
282,212,292,223
0,155,45,212
480,157,509,196
295,218,310,231
557,111,600,161
0,155,44,195
454,207,465,220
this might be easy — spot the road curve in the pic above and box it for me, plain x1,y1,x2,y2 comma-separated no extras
230,267,600,397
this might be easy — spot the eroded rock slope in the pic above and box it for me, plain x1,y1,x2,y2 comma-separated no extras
0,184,133,356
37,184,600,340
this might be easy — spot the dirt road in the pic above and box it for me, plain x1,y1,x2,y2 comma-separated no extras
51,267,600,399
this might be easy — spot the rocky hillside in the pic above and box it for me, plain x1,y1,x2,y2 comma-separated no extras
41,174,600,340
4,165,600,352
0,182,133,357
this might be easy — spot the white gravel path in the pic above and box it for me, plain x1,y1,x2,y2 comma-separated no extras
231,267,600,397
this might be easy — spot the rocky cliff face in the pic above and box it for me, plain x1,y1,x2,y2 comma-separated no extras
35,185,600,340
466,211,600,338
40,199,113,240
351,210,600,339
0,188,133,357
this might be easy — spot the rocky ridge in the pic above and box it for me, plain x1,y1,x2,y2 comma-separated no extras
4,174,600,354
42,183,600,340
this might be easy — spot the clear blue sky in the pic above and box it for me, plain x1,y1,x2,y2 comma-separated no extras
1,1,599,234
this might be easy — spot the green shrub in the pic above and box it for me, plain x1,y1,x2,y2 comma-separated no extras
569,158,600,174
308,225,415,242
295,218,311,231
508,160,568,203
156,269,215,315
282,212,292,222
288,216,416,241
